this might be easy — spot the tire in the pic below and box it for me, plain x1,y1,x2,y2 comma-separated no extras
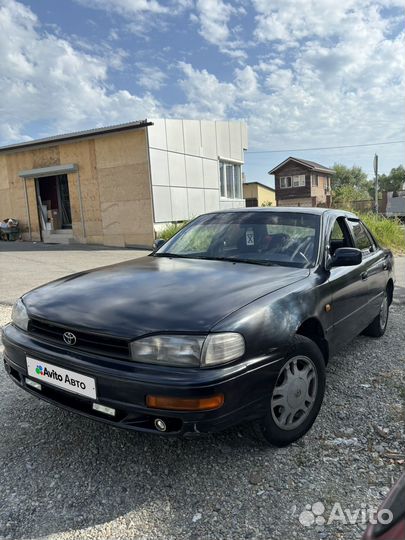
249,335,326,447
362,289,389,338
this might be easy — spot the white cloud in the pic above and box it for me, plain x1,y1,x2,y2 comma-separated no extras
170,0,404,159
78,0,247,57
172,62,236,118
74,0,191,37
74,0,193,22
75,0,170,15
194,0,247,59
0,0,162,143
235,66,259,98
252,0,402,47
136,64,167,91
253,0,349,44
0,0,403,178
196,0,233,43
241,0,404,151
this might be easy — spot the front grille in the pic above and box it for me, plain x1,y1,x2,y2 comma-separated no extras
28,319,130,359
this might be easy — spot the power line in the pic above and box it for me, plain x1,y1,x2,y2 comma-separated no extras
246,140,405,154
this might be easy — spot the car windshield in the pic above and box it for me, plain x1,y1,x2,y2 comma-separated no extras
155,211,321,268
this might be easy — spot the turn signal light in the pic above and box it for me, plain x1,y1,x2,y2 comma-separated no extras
146,394,224,411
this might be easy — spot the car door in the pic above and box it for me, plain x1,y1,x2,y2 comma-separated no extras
345,218,387,324
326,216,370,351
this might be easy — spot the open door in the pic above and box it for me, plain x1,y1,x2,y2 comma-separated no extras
35,174,74,243
36,174,72,233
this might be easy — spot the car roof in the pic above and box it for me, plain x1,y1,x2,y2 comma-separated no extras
207,206,359,219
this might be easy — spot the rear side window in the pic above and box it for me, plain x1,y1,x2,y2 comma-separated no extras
347,220,373,253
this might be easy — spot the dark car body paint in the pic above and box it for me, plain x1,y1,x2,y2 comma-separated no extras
363,473,405,540
2,208,395,436
21,257,309,338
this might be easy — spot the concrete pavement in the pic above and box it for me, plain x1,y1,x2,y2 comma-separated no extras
0,242,149,305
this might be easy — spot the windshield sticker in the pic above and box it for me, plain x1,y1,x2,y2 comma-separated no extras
246,228,255,246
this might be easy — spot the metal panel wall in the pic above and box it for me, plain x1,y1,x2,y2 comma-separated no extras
148,119,247,224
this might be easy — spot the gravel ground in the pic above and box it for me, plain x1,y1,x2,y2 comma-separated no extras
0,245,404,540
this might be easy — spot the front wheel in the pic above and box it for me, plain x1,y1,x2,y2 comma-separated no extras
363,290,389,338
249,335,326,447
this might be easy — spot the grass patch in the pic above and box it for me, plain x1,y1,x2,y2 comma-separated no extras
359,213,405,254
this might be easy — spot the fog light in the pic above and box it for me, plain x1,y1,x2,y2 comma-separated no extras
92,403,116,416
146,394,224,411
154,418,167,432
26,378,41,391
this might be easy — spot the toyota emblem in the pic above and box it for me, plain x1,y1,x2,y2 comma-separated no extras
63,331,77,345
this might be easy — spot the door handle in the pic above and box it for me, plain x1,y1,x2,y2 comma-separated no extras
361,271,368,281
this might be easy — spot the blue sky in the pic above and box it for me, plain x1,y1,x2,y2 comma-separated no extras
0,0,404,187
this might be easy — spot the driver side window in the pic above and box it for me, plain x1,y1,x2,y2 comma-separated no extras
329,219,352,255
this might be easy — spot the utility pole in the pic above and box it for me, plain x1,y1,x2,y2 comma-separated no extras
373,154,379,213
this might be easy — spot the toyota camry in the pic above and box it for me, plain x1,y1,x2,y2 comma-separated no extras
2,208,394,446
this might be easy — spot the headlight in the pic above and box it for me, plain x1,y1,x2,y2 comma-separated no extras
202,333,245,366
12,298,29,331
130,332,245,367
130,335,205,367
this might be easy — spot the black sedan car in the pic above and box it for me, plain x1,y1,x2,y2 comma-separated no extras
2,208,394,446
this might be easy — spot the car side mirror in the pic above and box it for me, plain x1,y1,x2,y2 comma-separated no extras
153,238,165,251
329,247,362,268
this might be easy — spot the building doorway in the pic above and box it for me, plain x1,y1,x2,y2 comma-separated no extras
36,174,72,233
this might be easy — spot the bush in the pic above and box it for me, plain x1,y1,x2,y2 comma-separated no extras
359,213,405,253
158,221,188,241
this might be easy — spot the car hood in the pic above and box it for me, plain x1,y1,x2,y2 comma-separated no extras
23,256,309,339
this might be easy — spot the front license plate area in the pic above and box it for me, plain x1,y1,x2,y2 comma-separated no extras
26,357,97,399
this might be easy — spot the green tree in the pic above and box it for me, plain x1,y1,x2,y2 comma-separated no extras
378,165,405,194
331,164,371,205
332,163,371,191
333,184,370,207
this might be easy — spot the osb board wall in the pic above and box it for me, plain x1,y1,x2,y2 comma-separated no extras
0,129,154,247
0,148,54,241
94,130,154,247
59,140,102,243
0,154,12,220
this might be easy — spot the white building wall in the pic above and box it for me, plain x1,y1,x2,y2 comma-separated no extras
147,119,248,226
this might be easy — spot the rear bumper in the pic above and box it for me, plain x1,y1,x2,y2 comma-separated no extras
2,324,285,437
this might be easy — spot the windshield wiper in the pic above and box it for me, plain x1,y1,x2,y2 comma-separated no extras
154,253,282,267
187,256,276,266
216,257,275,266
153,253,193,258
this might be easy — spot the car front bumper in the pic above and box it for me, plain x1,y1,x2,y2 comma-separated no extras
2,324,285,437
